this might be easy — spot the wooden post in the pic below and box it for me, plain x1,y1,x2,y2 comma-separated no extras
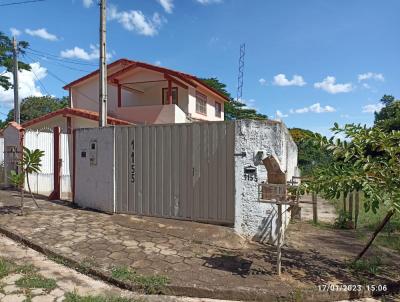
312,192,317,224
343,193,347,213
348,192,353,221
354,191,360,229
277,203,282,275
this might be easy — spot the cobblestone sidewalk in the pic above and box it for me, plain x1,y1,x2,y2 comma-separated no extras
0,234,242,302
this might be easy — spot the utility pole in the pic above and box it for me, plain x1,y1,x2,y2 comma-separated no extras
99,0,107,127
12,36,20,124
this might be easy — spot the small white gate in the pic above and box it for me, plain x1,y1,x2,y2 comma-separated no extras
24,130,54,196
60,133,72,199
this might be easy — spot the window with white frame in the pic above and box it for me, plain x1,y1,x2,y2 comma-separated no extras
215,102,222,118
196,92,207,115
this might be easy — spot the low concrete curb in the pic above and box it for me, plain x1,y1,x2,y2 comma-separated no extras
0,225,399,302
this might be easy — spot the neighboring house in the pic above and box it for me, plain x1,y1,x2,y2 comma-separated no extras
19,59,229,132
64,59,229,125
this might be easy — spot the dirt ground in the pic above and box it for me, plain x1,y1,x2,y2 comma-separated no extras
0,189,399,301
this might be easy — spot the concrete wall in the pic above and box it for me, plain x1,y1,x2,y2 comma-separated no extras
3,125,22,186
75,127,115,212
233,120,299,244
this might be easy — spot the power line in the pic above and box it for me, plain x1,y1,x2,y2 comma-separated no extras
0,0,45,7
24,55,51,96
23,54,100,106
26,52,93,73
27,48,98,66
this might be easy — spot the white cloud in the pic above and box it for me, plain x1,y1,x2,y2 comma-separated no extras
258,78,267,86
154,60,162,66
276,110,288,119
362,83,371,89
157,0,173,13
273,74,306,87
10,27,21,37
82,0,93,8
108,5,165,36
25,28,58,41
196,0,223,4
358,72,384,82
290,103,336,114
0,62,47,104
362,103,384,113
60,44,112,61
314,76,353,94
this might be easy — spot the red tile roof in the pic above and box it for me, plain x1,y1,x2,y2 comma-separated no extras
63,59,231,102
22,107,133,128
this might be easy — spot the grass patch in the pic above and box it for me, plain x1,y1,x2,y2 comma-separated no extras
348,256,382,275
0,258,17,278
16,264,37,275
80,256,99,274
111,266,169,295
64,292,140,302
15,273,57,291
48,254,69,266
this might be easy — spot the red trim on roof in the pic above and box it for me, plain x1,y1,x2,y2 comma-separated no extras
22,108,133,128
63,58,231,102
62,59,132,90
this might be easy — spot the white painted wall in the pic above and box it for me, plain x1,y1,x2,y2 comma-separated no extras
187,87,225,122
116,104,188,124
233,120,299,244
75,127,115,212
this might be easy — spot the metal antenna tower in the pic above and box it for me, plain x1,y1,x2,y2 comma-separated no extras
236,43,246,101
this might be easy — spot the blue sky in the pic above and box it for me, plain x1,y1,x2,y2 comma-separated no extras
1,0,399,135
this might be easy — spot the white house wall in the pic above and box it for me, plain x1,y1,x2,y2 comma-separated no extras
188,87,225,122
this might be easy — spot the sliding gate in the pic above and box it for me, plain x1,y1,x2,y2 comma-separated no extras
114,122,235,225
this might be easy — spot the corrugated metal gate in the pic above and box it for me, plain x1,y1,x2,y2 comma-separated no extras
115,122,235,225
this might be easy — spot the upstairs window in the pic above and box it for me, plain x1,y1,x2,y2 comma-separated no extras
215,102,222,118
196,92,207,115
162,87,178,105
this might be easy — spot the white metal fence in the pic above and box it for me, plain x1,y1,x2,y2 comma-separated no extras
24,130,54,196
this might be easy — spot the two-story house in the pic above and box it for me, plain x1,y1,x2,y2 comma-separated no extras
22,59,229,132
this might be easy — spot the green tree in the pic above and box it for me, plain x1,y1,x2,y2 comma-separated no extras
374,95,400,132
200,77,267,120
307,123,400,260
9,147,45,215
0,32,31,90
0,96,68,128
289,128,333,176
